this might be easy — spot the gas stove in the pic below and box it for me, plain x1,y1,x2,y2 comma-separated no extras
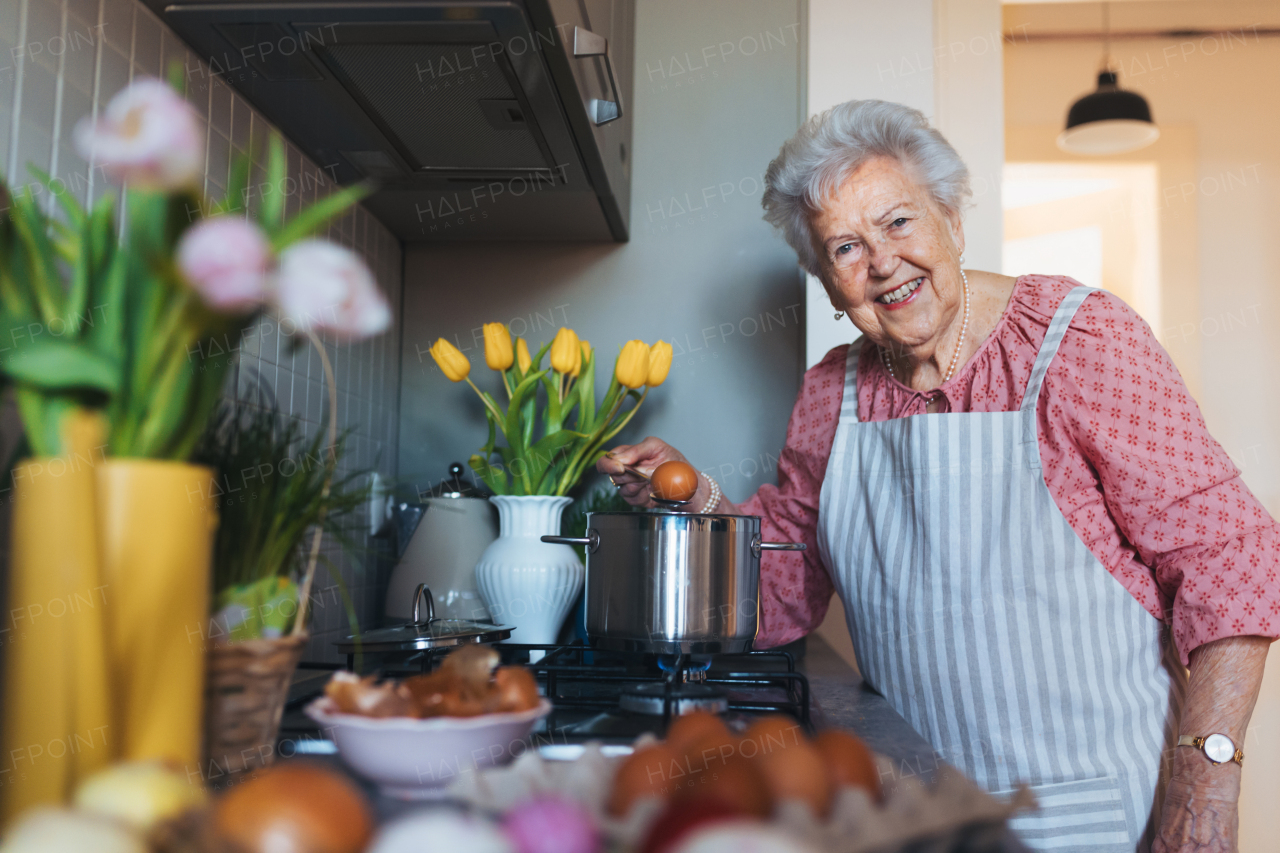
508,642,811,744
282,641,812,749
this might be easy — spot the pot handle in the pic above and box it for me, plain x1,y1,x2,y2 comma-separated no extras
541,529,600,554
412,582,436,626
751,535,807,558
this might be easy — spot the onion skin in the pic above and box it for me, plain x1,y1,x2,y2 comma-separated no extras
212,763,373,853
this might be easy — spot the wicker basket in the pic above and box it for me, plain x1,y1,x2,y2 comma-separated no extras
202,634,308,788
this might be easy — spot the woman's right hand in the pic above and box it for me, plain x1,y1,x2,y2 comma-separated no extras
597,437,698,509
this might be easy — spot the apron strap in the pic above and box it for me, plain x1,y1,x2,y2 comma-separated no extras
1019,284,1097,421
841,338,866,423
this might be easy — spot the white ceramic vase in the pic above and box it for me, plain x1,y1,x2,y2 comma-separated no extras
474,495,583,659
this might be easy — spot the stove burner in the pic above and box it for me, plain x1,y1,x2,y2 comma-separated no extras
619,682,729,715
657,653,714,683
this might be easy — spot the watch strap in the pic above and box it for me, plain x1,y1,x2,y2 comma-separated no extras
1177,734,1244,765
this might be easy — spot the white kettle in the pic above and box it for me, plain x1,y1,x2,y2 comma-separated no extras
384,464,498,622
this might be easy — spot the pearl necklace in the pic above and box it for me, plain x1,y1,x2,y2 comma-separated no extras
880,268,970,387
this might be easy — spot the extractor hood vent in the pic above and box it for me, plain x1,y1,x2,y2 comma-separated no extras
157,0,634,242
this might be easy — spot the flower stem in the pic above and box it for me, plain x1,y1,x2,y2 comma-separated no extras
467,377,508,430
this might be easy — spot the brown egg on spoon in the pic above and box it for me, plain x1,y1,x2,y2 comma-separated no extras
650,460,700,503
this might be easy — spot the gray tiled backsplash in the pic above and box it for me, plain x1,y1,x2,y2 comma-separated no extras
0,0,405,663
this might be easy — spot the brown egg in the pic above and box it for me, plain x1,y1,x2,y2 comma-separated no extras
740,715,806,757
213,762,373,853
650,460,700,502
678,728,739,778
608,743,680,817
675,751,771,818
754,735,832,817
812,729,882,800
664,711,729,754
485,666,541,713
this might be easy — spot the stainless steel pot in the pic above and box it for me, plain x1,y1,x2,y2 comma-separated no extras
543,512,804,654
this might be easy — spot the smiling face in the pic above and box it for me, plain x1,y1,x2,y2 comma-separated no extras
811,156,966,359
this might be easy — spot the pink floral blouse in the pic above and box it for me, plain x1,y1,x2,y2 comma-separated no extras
741,275,1280,666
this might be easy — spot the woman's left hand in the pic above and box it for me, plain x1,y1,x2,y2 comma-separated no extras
1152,742,1241,852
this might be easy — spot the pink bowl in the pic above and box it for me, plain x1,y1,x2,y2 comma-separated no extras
305,697,552,799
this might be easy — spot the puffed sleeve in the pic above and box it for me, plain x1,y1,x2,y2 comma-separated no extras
1036,290,1280,666
738,345,846,648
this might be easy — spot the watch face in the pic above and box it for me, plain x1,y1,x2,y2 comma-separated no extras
1203,733,1235,763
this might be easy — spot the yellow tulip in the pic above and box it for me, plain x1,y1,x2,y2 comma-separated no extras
483,322,513,371
549,327,581,375
572,340,592,378
647,340,673,386
516,337,532,373
429,338,470,382
615,340,651,389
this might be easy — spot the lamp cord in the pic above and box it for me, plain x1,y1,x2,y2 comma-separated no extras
1102,2,1112,71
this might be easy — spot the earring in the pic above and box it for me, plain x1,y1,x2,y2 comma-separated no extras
959,254,966,264
834,312,844,320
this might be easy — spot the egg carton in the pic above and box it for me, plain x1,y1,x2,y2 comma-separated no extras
447,743,1035,853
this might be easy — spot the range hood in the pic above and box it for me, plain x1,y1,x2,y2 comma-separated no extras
154,0,634,242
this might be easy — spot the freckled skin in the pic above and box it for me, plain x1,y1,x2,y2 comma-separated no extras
809,156,1015,395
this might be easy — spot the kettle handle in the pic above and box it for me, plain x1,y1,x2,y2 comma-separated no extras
412,582,436,626
751,535,807,558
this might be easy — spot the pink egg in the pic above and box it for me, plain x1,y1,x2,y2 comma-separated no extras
501,797,599,853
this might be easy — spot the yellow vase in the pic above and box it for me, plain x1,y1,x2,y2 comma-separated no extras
2,454,113,823
96,461,217,772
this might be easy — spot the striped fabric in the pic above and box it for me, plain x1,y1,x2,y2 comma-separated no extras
816,286,1186,852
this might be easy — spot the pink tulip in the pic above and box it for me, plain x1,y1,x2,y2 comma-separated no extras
176,217,273,313
274,240,390,340
74,78,205,191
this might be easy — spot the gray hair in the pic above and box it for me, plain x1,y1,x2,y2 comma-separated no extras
762,100,971,277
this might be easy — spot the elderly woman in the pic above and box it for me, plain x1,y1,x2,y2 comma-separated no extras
600,100,1277,852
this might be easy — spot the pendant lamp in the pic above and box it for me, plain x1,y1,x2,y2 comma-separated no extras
1057,4,1159,155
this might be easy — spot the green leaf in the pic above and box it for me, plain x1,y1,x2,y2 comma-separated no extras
503,369,547,455
9,187,63,322
167,59,185,94
30,166,88,231
480,410,498,456
520,389,536,450
272,181,373,250
0,337,118,394
260,134,286,230
576,350,596,429
523,428,583,493
470,454,508,495
540,372,562,434
530,339,552,372
227,154,251,217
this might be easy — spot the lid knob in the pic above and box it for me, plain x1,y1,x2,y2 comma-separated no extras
424,463,488,498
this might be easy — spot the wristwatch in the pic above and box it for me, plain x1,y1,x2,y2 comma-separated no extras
1177,733,1244,765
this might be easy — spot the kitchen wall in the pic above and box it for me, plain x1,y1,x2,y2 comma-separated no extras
1003,3,1280,847
0,0,405,663
399,0,805,505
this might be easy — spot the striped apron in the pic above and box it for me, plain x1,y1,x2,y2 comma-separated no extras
816,286,1186,852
